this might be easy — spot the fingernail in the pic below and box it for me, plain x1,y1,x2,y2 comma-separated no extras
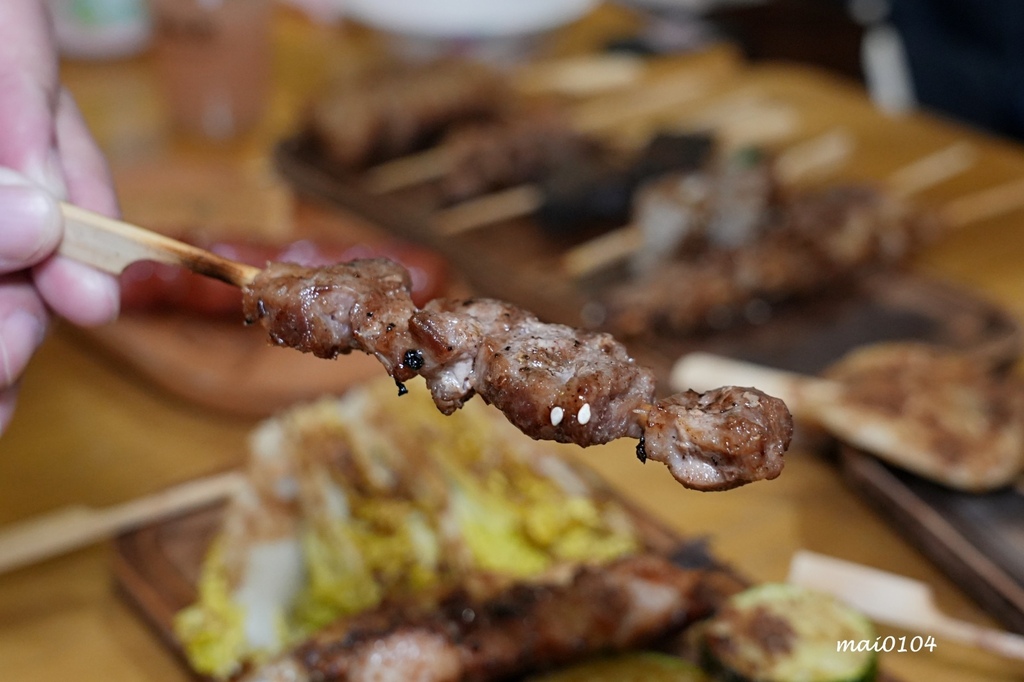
0,185,60,270
0,309,46,387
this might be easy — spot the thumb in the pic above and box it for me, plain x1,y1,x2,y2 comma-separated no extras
0,168,62,275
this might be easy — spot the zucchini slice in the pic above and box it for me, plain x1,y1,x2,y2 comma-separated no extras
701,583,877,682
527,652,711,681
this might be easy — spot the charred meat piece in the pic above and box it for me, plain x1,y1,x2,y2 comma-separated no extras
411,297,657,447
242,259,792,492
242,258,421,381
643,387,790,492
308,60,511,169
242,553,744,682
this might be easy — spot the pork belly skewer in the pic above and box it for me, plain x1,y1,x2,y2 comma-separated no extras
244,552,742,682
55,202,792,493
241,257,792,492
672,343,1024,491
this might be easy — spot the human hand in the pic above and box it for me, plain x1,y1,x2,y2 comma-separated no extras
0,0,120,432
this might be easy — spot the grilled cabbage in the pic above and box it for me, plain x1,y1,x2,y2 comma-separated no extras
175,377,641,677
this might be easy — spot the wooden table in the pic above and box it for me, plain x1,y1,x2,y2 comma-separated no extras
1,6,1023,681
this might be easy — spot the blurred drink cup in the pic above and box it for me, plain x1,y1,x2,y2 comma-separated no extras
149,0,272,140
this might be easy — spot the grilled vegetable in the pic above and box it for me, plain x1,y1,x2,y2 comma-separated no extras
700,583,877,682
529,652,711,681
175,378,642,678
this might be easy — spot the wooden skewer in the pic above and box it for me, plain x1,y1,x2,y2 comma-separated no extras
0,471,245,575
887,141,977,198
773,128,856,186
363,147,454,195
561,224,644,279
58,202,261,286
433,185,544,236
940,176,1024,229
789,550,1024,661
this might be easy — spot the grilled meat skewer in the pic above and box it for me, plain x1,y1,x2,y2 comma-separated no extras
243,552,743,682
604,183,942,337
309,60,512,170
241,258,792,492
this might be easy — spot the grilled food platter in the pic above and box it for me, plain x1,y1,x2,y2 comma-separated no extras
97,50,1024,679
263,54,1024,641
113,378,909,682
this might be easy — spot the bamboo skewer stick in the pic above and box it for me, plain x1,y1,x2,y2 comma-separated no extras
940,175,1024,229
59,202,261,285
773,128,856,185
0,472,245,575
434,185,544,236
887,141,977,198
561,224,644,279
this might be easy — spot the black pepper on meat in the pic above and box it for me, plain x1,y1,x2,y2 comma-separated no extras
242,257,793,491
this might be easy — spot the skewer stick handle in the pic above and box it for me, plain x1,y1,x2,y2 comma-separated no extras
58,202,261,287
0,472,245,575
670,352,839,414
363,147,453,195
561,224,641,278
886,141,976,197
789,550,1024,661
940,176,1024,229
433,185,543,235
